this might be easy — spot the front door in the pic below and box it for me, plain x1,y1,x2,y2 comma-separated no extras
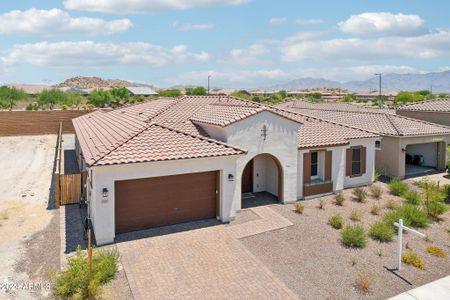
241,159,253,193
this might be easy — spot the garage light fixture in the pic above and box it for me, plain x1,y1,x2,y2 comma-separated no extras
228,174,234,181
102,188,109,197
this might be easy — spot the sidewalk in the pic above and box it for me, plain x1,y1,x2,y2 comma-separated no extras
389,276,450,300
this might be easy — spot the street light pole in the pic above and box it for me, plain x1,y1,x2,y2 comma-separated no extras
374,73,382,104
207,75,211,95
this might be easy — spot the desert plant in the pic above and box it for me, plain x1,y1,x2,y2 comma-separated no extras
54,246,119,299
421,179,448,218
401,252,425,270
442,184,450,202
294,202,305,214
341,225,367,248
426,246,447,258
355,270,373,293
374,171,381,182
382,204,429,229
369,221,395,242
385,199,398,210
369,185,383,199
370,204,381,215
334,192,345,206
318,199,326,209
352,187,368,202
388,178,408,196
350,209,363,222
328,214,345,229
403,189,421,205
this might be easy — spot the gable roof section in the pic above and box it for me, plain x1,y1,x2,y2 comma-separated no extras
278,100,395,114
396,98,450,112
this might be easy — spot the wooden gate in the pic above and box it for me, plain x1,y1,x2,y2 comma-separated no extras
60,174,81,205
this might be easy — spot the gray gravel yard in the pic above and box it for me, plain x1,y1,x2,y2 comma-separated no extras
240,182,450,299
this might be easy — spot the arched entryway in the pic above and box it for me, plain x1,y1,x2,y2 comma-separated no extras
241,153,283,209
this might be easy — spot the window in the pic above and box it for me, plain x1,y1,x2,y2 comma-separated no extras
375,140,381,149
311,151,318,177
351,147,361,176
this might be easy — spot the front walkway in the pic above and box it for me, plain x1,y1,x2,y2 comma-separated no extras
117,206,296,300
388,276,450,300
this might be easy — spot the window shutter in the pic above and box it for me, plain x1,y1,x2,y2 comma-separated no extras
325,151,332,181
303,153,311,183
361,146,367,175
346,148,352,177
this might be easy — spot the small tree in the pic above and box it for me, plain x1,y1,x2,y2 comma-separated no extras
421,179,448,218
0,86,26,110
186,86,207,96
158,89,182,97
87,89,112,108
37,89,67,110
110,87,129,106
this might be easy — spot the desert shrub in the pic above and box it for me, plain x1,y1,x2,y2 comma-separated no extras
403,190,421,205
370,204,381,215
385,199,398,210
334,192,345,206
382,204,429,229
328,214,344,229
350,209,363,222
402,252,425,270
421,179,449,218
352,188,368,202
318,199,326,209
369,185,383,199
294,202,305,214
369,221,395,242
442,184,450,202
355,270,372,293
388,178,408,196
374,171,381,182
426,246,447,258
341,225,367,248
54,246,119,299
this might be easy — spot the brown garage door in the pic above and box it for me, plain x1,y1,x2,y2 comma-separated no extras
115,171,219,234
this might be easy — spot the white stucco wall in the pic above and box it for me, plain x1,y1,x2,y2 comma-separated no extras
90,155,239,245
406,143,438,167
253,154,279,196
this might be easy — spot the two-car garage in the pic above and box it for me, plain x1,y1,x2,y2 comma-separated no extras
114,171,220,234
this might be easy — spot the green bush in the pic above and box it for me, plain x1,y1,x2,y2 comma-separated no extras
352,187,368,202
403,189,421,205
442,184,450,202
421,179,449,218
388,178,409,196
341,225,367,248
334,192,345,206
369,221,395,242
382,204,429,229
54,246,119,299
328,214,344,229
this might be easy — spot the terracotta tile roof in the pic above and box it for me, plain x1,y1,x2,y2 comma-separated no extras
95,123,245,166
396,98,450,112
278,100,395,114
73,96,381,166
281,101,450,137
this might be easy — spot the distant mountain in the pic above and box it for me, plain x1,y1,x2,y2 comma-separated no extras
54,76,154,89
271,70,450,93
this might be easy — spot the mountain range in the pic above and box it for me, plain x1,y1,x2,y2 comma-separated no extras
270,70,450,93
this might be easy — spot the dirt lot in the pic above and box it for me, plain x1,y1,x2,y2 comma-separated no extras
0,135,59,299
241,181,450,299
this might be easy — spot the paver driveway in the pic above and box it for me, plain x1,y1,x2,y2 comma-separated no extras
117,206,297,300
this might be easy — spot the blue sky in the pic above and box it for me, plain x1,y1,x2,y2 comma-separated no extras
1,0,450,88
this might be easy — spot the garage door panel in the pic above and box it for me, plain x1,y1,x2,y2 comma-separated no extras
115,171,218,234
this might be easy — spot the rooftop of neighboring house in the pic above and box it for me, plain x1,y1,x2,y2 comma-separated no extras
73,96,379,166
395,98,450,113
281,100,450,137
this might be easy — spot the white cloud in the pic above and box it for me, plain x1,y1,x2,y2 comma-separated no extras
2,41,209,68
63,0,250,13
218,44,270,65
338,12,424,36
281,29,450,62
0,8,132,36
269,17,288,26
172,21,214,31
283,30,328,43
296,19,324,25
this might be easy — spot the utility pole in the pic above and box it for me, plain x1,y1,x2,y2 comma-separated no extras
207,75,211,95
374,73,382,105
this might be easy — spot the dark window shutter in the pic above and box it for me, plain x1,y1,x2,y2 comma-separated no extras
325,150,332,180
303,153,311,183
346,148,352,177
361,146,367,175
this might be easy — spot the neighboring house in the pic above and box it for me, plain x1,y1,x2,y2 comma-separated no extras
126,86,158,96
281,100,450,179
57,86,89,95
396,99,450,127
73,96,379,245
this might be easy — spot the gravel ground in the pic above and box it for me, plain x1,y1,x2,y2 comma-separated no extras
240,182,450,299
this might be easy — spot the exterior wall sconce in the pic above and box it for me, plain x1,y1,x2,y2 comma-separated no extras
401,148,406,152
228,174,234,181
102,188,109,197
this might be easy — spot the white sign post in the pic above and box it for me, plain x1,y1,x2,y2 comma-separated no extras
394,219,425,271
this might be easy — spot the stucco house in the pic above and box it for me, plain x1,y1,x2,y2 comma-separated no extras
73,96,380,245
396,98,450,127
279,100,450,179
